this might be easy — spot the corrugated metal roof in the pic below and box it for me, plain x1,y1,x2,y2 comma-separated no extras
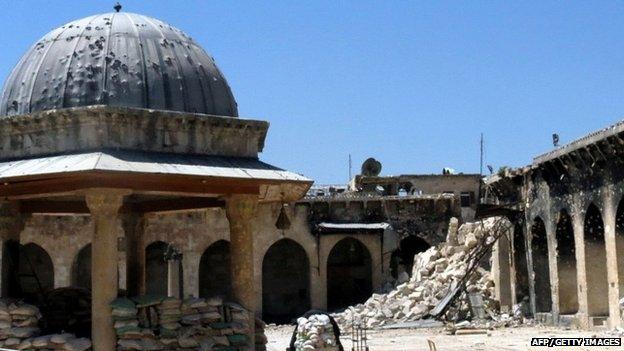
0,151,310,183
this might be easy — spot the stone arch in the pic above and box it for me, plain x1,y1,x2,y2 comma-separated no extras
199,240,231,299
18,243,54,304
531,217,552,312
327,237,372,311
72,244,91,290
555,209,578,314
584,203,609,317
262,239,310,323
390,236,430,278
513,221,530,305
145,241,168,296
616,197,624,301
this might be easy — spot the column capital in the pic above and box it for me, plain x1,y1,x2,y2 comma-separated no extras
0,201,27,240
85,189,131,216
224,194,258,221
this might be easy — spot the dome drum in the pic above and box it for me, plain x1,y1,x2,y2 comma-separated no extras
0,105,268,161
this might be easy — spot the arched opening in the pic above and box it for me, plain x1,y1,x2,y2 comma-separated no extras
555,210,578,314
262,239,310,323
531,217,552,312
584,203,608,317
72,244,91,290
513,222,530,306
616,198,624,302
2,240,19,298
390,236,430,278
17,243,54,304
199,240,231,299
145,241,168,296
327,237,372,311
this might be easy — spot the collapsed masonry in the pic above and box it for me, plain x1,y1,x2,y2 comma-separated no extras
333,217,520,329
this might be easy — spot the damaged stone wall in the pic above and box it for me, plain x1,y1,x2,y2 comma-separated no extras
304,195,460,247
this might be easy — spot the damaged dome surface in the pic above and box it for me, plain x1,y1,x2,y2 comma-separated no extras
0,12,238,117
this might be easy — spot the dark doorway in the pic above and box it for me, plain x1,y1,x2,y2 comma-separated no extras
17,243,54,304
513,222,530,305
72,244,91,290
145,241,168,296
199,240,231,299
555,210,578,314
2,240,19,298
531,217,552,312
262,239,310,323
390,236,430,278
584,203,608,316
327,238,372,311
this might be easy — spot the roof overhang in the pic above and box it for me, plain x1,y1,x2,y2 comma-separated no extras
0,150,312,202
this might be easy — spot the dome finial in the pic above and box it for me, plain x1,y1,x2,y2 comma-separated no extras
114,2,122,12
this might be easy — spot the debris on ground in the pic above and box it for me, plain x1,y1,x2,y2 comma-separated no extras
112,295,268,351
292,314,340,350
333,217,520,330
0,300,91,350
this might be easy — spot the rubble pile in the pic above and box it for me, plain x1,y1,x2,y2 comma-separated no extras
112,296,268,351
334,217,510,329
0,300,91,350
293,314,339,351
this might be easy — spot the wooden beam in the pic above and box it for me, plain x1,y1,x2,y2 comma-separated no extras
134,198,224,213
20,197,225,215
20,201,90,214
1,171,260,199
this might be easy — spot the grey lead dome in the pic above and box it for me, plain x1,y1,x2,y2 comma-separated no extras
0,12,238,117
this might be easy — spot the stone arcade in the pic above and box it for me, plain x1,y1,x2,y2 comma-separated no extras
486,120,624,330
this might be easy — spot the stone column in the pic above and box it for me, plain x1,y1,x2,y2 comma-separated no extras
0,201,26,298
225,194,258,350
86,189,128,351
492,231,513,310
602,187,620,328
182,251,200,297
571,201,589,329
168,259,181,298
122,214,147,297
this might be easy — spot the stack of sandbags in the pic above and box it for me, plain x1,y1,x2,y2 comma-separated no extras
0,302,12,337
0,300,90,350
157,297,182,340
111,298,143,349
224,303,250,348
111,295,269,351
180,297,205,327
293,314,339,351
9,302,40,328
199,297,223,326
16,334,91,351
0,301,41,348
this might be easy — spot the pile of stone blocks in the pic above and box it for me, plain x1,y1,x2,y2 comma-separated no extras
0,300,91,350
293,314,339,351
334,217,506,329
112,296,268,351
